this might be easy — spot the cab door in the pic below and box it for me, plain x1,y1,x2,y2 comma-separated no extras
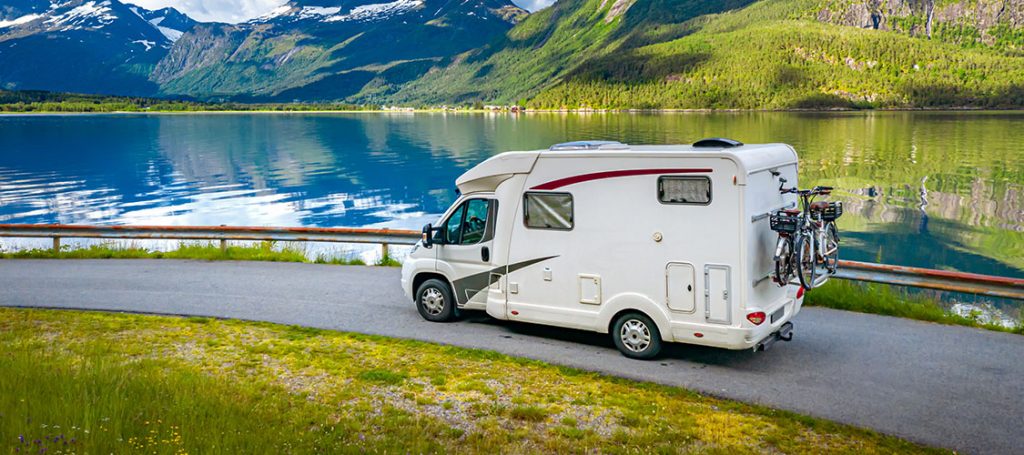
436,197,497,310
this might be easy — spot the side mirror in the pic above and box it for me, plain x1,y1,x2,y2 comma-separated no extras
421,223,434,249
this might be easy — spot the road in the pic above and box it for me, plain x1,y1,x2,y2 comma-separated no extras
1,260,1021,454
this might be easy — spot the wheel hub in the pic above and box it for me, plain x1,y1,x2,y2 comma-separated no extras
620,319,651,352
422,288,444,315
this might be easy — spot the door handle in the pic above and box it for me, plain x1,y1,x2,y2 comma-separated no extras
481,246,490,262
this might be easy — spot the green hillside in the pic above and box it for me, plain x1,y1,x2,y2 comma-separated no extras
390,0,1024,109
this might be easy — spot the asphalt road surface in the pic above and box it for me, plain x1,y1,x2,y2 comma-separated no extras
1,260,1021,454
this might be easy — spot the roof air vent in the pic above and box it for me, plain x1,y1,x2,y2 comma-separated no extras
693,138,743,148
549,141,629,151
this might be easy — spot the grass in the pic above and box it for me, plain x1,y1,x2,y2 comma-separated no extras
0,241,402,266
0,308,943,454
805,280,1024,335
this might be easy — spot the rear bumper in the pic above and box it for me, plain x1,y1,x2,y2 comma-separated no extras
754,322,793,352
669,293,801,350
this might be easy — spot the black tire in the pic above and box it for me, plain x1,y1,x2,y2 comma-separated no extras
795,234,816,290
773,236,793,287
611,312,662,360
823,223,840,273
416,278,457,322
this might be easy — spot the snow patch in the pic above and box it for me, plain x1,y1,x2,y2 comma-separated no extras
45,1,118,28
148,16,165,26
132,39,155,51
0,14,43,29
156,26,182,41
298,6,341,19
254,5,292,21
324,0,424,23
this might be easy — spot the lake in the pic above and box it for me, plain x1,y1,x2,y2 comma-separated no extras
1,112,1022,283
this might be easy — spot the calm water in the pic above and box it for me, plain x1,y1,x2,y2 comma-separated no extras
1,112,1022,281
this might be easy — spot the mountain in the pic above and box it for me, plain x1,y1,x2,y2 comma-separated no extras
0,0,186,95
1,0,1023,108
393,0,1024,108
128,5,199,42
153,0,527,101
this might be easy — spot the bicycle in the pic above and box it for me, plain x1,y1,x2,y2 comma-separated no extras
770,180,843,290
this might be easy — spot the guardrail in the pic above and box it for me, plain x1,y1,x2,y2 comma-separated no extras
0,224,421,259
835,260,1024,301
0,224,1022,300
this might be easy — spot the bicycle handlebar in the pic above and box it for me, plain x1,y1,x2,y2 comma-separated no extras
779,186,833,196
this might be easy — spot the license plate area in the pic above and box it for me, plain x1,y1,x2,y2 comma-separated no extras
770,307,785,324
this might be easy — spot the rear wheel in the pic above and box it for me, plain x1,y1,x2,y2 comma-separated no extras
773,236,793,286
416,278,457,322
611,312,662,360
823,223,840,273
795,234,816,290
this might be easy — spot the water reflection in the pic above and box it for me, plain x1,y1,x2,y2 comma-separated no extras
0,112,1021,279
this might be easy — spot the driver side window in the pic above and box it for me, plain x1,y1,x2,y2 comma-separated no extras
442,198,491,245
444,204,465,244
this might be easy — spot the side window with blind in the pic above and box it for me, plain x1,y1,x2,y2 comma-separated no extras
523,192,573,230
658,176,711,205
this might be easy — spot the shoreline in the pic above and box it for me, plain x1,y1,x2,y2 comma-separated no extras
3,107,1024,115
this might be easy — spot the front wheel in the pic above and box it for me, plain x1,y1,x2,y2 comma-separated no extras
611,312,662,360
795,234,816,290
416,278,457,322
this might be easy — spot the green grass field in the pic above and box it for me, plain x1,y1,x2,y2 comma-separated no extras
0,309,942,453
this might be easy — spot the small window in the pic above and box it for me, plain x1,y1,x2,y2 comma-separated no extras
524,192,573,230
658,176,711,205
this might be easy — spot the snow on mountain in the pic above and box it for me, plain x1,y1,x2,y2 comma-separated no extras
128,5,198,42
299,6,342,19
0,14,42,29
131,38,155,50
324,0,423,23
254,0,426,24
0,0,201,95
44,1,118,29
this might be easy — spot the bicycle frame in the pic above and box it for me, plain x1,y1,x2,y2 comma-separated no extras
775,183,838,289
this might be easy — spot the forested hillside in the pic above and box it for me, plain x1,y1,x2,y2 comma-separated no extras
392,0,1024,109
2,0,1023,108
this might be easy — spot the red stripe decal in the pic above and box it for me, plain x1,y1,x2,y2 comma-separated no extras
530,168,712,191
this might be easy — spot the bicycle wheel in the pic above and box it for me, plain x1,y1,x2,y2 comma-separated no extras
795,233,816,290
823,223,840,273
773,236,793,286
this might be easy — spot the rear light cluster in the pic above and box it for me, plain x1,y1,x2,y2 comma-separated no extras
746,311,766,325
796,286,805,299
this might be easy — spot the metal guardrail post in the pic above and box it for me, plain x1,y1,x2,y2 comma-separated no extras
53,236,60,254
220,239,228,254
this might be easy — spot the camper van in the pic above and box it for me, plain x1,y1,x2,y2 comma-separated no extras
400,139,805,359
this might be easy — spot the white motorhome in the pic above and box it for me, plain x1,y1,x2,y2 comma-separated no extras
401,139,805,358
